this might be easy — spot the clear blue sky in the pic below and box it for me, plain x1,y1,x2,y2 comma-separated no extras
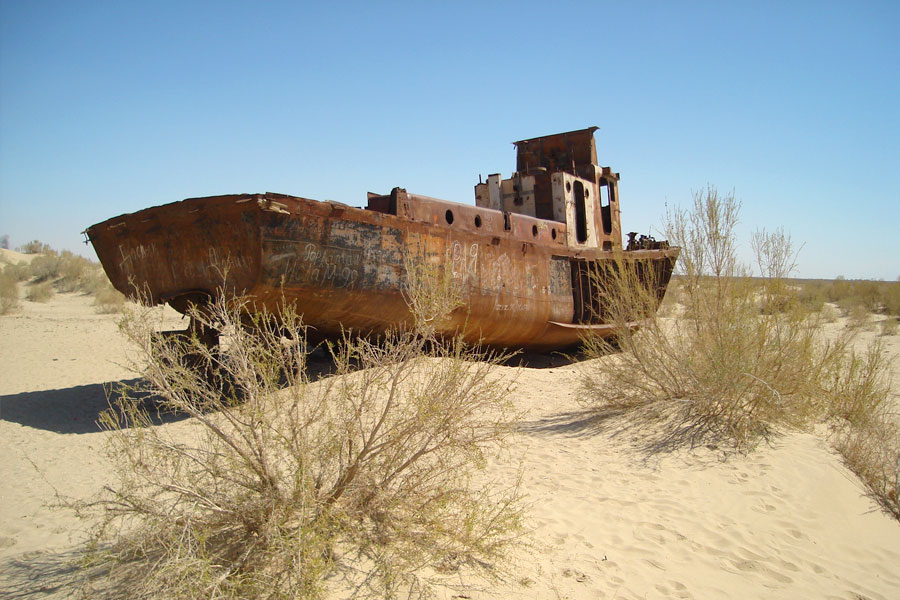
1,1,897,280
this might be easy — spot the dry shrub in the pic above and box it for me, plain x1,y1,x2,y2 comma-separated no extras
94,284,126,313
655,278,683,317
821,303,840,323
793,280,826,314
75,270,523,598
55,251,96,292
826,343,898,520
26,280,55,302
12,241,107,294
846,304,873,330
580,187,812,449
4,261,31,282
17,239,51,254
78,268,110,295
579,186,894,455
29,251,61,282
0,271,19,314
751,226,799,314
821,342,893,428
883,283,900,316
881,318,899,337
837,417,900,520
402,249,464,337
826,277,900,317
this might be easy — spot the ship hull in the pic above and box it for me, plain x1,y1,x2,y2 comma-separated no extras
87,192,678,351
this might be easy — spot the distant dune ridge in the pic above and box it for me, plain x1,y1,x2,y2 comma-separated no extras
1,288,899,598
0,248,38,265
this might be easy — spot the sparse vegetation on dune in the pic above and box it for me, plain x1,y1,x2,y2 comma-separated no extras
72,265,524,598
3,260,32,282
793,276,900,319
836,417,900,520
578,186,898,519
0,240,126,312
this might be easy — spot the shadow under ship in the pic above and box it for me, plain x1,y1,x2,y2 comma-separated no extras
86,127,679,351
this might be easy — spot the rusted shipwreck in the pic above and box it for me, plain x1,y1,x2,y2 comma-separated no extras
86,127,678,351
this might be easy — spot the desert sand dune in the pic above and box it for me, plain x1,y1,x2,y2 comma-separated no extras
1,290,899,599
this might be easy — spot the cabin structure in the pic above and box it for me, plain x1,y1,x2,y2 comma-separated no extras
475,127,621,252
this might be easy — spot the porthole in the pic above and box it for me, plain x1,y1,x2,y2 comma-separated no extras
474,215,482,227
584,189,589,198
551,228,557,240
445,209,454,225
565,181,572,192
532,225,538,237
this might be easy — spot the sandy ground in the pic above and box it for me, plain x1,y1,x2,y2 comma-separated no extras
1,260,899,598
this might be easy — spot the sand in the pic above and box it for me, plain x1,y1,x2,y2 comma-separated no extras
1,271,899,598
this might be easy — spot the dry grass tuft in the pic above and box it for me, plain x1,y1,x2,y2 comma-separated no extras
73,264,524,598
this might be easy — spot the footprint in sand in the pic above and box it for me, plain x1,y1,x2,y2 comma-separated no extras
562,568,589,582
731,559,793,584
